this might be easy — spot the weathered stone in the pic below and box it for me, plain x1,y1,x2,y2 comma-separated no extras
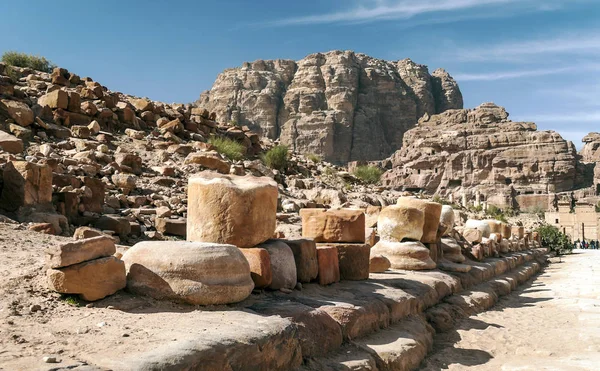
334,243,370,280
465,219,492,238
183,152,230,174
239,247,272,288
114,153,142,175
45,236,116,269
47,256,126,301
370,241,436,270
29,223,56,235
38,89,68,109
463,228,483,243
512,226,525,239
396,197,442,243
70,125,90,139
73,226,105,240
440,237,465,263
282,239,318,283
377,204,424,242
316,245,340,285
369,255,391,273
439,205,455,236
93,215,131,238
111,174,137,194
258,240,297,290
122,241,254,305
187,172,277,248
0,161,52,212
1,99,34,126
0,130,23,154
300,208,365,243
502,224,512,239
155,217,186,237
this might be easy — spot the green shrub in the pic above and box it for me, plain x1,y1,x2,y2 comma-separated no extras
261,145,289,171
352,165,383,184
208,137,245,161
3,65,19,82
307,153,321,163
486,204,507,222
536,224,573,255
2,51,55,73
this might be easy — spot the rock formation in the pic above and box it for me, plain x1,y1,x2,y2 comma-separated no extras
382,103,579,210
198,51,462,163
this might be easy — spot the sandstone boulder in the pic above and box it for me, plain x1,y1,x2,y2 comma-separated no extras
257,240,297,290
187,172,277,248
47,256,126,301
282,239,318,283
0,161,52,212
440,237,465,263
512,226,525,239
377,204,424,242
316,245,340,285
300,208,365,243
38,89,68,109
370,241,436,270
239,247,272,288
465,219,491,238
0,130,23,154
334,243,370,280
1,99,34,126
369,255,391,273
46,236,116,269
463,228,483,243
484,219,503,238
439,205,455,236
122,241,254,305
396,197,442,243
184,152,230,174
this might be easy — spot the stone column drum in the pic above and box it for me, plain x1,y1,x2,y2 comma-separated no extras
396,197,442,244
187,172,278,248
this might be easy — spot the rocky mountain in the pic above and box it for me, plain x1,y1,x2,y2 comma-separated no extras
197,50,462,163
380,103,581,210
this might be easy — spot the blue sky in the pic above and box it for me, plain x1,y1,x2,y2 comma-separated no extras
1,0,598,147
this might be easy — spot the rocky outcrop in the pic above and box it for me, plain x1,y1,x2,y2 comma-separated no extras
198,51,463,163
381,103,579,209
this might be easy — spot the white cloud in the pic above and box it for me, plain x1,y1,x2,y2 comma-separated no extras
453,63,600,81
268,0,535,26
517,112,600,123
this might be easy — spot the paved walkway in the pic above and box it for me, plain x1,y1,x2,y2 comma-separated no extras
420,250,600,370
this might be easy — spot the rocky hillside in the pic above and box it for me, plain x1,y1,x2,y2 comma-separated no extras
380,103,581,210
197,50,463,163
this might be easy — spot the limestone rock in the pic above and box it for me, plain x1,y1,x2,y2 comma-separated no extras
396,198,442,243
46,236,116,269
198,50,462,163
122,241,254,305
47,256,126,301
187,172,277,248
377,204,424,242
300,208,365,243
370,240,436,270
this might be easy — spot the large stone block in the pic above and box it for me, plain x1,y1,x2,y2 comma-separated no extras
377,205,424,242
258,240,297,290
1,99,34,126
463,228,483,243
300,208,365,243
370,241,436,270
47,256,126,301
439,205,455,236
512,226,525,239
440,237,465,263
187,172,277,248
282,239,318,283
239,247,272,288
0,161,52,212
155,217,186,237
484,219,503,238
46,236,116,268
0,130,23,154
316,245,340,285
38,89,68,109
465,219,491,238
334,243,370,280
122,241,254,305
396,197,442,243
502,223,512,239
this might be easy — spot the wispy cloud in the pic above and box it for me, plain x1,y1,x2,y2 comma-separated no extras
454,63,600,81
519,112,600,123
267,0,543,27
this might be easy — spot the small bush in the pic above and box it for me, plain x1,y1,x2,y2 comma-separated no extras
307,153,321,163
208,137,245,161
3,65,19,82
536,224,573,255
486,204,507,222
2,51,55,73
262,145,289,171
352,165,383,184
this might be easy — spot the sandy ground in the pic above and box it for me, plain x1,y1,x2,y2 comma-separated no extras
420,249,600,371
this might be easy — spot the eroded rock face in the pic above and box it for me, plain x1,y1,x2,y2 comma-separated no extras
198,51,462,163
382,103,578,209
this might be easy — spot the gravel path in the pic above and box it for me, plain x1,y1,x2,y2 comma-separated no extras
420,250,600,370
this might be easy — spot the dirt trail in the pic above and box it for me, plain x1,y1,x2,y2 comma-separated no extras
420,250,600,370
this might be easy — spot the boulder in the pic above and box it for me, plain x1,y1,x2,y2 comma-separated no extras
499,238,510,254
184,152,230,174
377,205,424,242
316,245,340,285
1,99,34,126
465,219,491,238
440,237,465,263
484,219,503,238
462,228,483,243
258,240,297,290
0,130,23,154
370,241,436,270
122,241,254,305
73,226,105,240
239,247,272,288
187,172,278,248
300,209,365,243
512,226,525,239
47,256,126,301
38,89,68,109
93,215,131,238
396,198,442,243
439,205,455,236
333,243,370,280
155,217,186,237
46,236,116,269
282,239,318,283
0,161,52,212
502,224,512,239
369,255,391,273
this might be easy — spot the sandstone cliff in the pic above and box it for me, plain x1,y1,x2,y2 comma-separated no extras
381,103,579,209
197,50,462,163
